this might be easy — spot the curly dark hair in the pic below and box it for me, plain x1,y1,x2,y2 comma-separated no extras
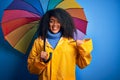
38,8,76,39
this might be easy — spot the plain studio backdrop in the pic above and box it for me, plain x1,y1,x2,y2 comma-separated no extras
0,0,120,80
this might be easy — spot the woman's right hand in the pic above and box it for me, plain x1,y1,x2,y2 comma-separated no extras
40,51,48,61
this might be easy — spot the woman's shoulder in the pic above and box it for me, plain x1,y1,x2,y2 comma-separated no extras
34,37,44,43
62,37,76,45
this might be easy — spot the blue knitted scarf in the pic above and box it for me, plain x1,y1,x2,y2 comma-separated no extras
47,31,62,49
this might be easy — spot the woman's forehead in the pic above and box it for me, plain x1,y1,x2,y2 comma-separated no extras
50,16,58,20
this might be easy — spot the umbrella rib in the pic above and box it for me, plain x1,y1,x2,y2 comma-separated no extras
37,0,46,14
24,0,43,15
8,22,38,47
17,0,43,16
14,23,39,53
46,0,50,11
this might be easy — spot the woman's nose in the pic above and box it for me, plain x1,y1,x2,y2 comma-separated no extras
53,22,58,25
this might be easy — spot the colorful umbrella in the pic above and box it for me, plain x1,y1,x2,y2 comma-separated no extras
1,0,88,54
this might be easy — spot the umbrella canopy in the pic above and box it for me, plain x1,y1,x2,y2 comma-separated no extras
1,0,88,54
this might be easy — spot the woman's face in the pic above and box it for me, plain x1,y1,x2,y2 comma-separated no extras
49,16,61,34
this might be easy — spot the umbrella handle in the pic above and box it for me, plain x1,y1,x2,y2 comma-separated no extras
43,52,52,63
43,38,46,51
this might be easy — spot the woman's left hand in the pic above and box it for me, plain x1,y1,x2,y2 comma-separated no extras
76,40,84,46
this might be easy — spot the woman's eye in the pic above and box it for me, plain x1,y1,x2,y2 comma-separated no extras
49,20,54,23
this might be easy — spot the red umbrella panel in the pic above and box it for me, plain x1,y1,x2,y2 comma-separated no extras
1,0,88,54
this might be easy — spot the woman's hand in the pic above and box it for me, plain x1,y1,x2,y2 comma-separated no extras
40,51,48,61
76,40,84,46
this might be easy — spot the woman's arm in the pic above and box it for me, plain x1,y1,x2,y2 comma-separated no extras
27,39,47,74
76,39,93,69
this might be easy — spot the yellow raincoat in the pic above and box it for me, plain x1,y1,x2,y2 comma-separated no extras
27,37,93,80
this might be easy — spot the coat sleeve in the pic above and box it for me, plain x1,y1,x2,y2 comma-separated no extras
27,39,47,75
76,38,93,69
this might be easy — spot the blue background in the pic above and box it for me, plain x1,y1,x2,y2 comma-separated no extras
0,0,120,80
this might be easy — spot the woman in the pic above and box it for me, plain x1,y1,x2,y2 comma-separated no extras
27,8,93,80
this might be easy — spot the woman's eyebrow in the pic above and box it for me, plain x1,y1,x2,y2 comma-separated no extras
50,19,54,20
